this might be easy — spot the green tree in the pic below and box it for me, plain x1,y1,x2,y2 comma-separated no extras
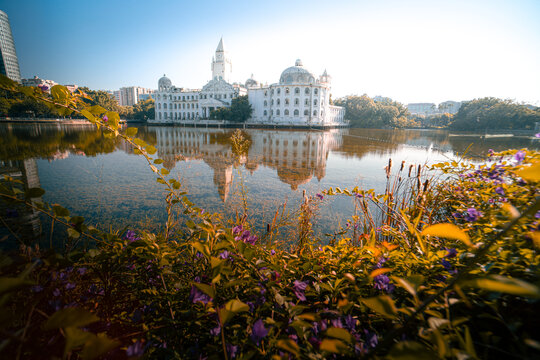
78,87,121,112
209,96,253,123
334,95,412,128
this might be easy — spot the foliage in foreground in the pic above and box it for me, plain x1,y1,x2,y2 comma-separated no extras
0,75,539,359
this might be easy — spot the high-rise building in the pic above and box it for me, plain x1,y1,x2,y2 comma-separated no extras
118,86,154,106
0,10,21,83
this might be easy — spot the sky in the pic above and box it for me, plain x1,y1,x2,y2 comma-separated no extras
1,0,539,105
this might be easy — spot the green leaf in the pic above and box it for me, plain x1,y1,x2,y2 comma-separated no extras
80,109,96,122
0,277,34,295
67,227,81,239
51,85,70,101
421,223,472,247
387,341,437,360
276,338,300,357
146,145,157,155
326,327,352,343
64,327,93,358
80,332,120,360
160,168,169,175
319,338,349,354
462,275,540,298
193,282,215,299
126,127,138,136
88,105,107,116
361,295,398,319
53,205,70,217
133,138,147,147
153,158,164,164
25,187,45,198
224,299,249,313
44,308,99,330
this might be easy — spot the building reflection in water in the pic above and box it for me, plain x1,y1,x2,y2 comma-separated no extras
152,127,343,201
0,158,42,244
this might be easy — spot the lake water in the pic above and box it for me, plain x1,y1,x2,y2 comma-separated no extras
0,123,537,245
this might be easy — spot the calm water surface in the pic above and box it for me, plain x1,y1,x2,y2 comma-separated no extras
1,123,537,244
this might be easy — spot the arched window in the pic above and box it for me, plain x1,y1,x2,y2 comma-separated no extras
159,112,162,119
285,88,290,94
305,88,310,95
164,103,167,109
169,95,172,100
313,110,317,116
158,103,161,109
271,99,274,105
277,99,280,105
277,88,281,95
284,109,289,115
314,88,318,95
264,110,267,116
264,90,268,96
314,99,317,105
294,109,299,116
305,99,309,105
264,100,268,106
304,109,308,116
295,87,300,94
285,99,289,105
294,98,299,105
174,104,177,109
277,109,280,116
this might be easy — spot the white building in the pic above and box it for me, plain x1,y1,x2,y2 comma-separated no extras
22,76,57,93
118,86,154,106
152,39,345,127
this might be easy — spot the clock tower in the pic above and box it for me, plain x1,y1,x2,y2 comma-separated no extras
211,38,232,82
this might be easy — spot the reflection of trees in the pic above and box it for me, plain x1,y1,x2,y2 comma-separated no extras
0,123,121,160
446,135,537,158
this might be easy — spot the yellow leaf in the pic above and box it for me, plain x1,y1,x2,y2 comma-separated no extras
529,232,540,249
369,268,392,278
319,338,349,354
421,223,472,247
501,203,520,219
516,161,540,182
462,275,540,298
276,339,300,357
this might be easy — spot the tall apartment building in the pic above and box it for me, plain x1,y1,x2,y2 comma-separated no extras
0,10,21,83
118,86,154,106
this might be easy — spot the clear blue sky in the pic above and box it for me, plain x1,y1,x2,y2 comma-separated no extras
1,0,539,104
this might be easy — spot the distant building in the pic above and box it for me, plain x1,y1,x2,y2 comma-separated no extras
22,76,57,93
438,101,461,114
118,86,154,106
407,103,437,116
113,90,120,104
138,93,154,102
0,10,21,83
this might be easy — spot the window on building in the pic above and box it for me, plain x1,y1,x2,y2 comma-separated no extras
294,98,299,105
264,100,267,106
295,87,300,94
285,99,289,105
304,99,308,105
277,88,281,95
157,95,161,100
271,99,274,105
305,88,309,95
294,109,299,116
159,112,162,119
314,99,317,105
174,104,177,109
164,103,167,109
264,110,267,116
277,99,280,105
314,89,318,95
284,109,289,115
313,110,317,116
285,88,290,94
271,89,274,95
304,109,308,116
158,103,161,109
277,110,280,115
264,90,268,96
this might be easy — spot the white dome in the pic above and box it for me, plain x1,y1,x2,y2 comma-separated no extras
158,74,172,90
279,60,315,85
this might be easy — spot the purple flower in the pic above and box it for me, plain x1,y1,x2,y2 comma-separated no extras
464,207,482,222
31,285,43,293
77,267,87,275
210,324,221,336
441,259,452,271
535,210,540,219
331,318,343,328
123,230,140,242
219,250,230,260
364,330,378,348
65,282,76,290
126,341,145,357
535,133,540,138
293,280,308,301
53,288,61,297
445,248,457,258
270,249,276,256
251,319,268,344
373,274,395,293
344,315,356,331
227,344,239,358
514,150,525,163
316,193,324,200
102,115,108,123
488,149,494,156
190,284,212,304
232,225,243,235
495,187,505,196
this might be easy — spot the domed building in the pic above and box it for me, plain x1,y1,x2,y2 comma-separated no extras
247,59,345,126
152,39,345,127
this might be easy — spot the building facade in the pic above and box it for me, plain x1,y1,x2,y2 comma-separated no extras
22,76,57,92
0,10,21,83
152,39,345,126
118,86,154,106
